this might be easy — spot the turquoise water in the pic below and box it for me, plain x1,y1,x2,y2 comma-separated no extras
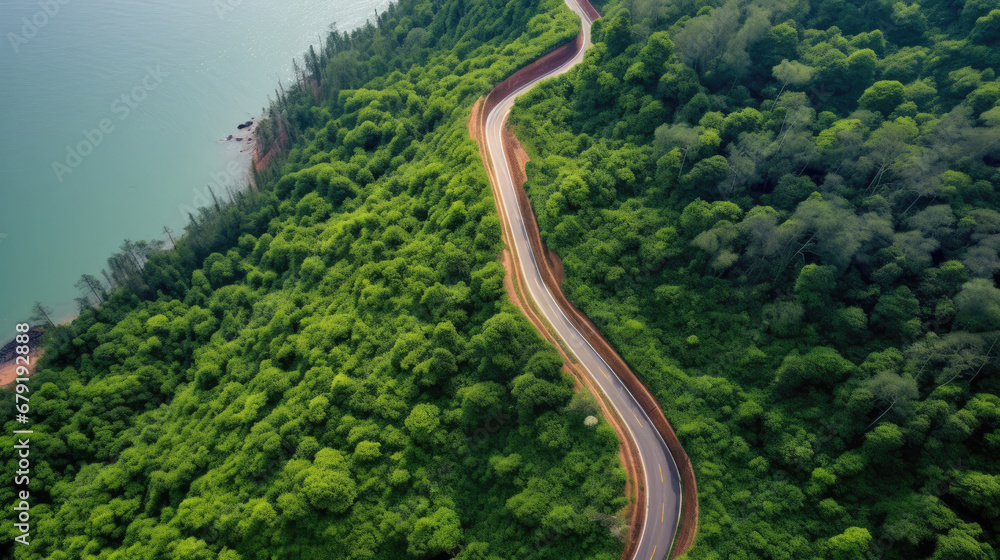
0,0,383,342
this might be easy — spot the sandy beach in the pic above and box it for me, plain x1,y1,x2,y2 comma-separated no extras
0,349,42,386
0,322,63,386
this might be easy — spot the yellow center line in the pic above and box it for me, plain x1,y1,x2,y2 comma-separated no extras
599,366,610,380
659,463,663,483
662,502,665,523
632,410,642,427
649,545,657,560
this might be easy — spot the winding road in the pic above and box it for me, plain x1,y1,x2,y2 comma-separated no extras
481,1,683,559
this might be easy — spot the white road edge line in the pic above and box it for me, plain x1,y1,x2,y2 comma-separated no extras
481,1,684,557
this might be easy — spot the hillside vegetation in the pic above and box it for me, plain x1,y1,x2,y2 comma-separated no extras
0,1,633,559
509,0,1000,557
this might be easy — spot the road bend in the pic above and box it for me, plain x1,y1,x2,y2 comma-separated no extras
482,1,683,559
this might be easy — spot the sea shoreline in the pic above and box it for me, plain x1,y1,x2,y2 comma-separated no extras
1,116,257,354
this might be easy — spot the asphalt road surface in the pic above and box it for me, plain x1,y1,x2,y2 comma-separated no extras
482,1,683,558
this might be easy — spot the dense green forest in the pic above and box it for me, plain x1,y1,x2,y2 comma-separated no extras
0,1,633,558
508,0,1000,557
